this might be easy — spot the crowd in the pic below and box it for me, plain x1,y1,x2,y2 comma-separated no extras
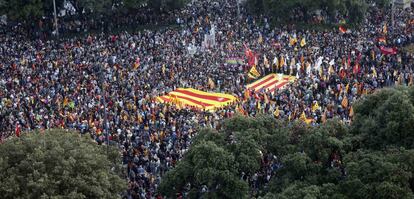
1,0,414,198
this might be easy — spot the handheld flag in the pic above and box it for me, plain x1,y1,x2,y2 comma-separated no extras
380,46,397,55
312,101,320,112
339,26,347,34
273,107,280,117
300,38,306,47
341,96,349,108
248,66,261,79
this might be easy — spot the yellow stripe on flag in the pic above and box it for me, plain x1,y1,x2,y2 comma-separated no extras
246,73,296,92
157,88,237,111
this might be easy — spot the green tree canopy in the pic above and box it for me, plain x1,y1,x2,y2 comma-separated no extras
160,86,414,198
246,0,370,24
0,129,126,199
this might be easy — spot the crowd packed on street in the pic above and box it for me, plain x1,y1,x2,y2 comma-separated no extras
1,0,413,198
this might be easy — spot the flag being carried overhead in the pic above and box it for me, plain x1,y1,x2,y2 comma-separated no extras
300,38,307,47
339,26,347,34
244,43,256,66
380,46,398,55
156,88,237,111
248,65,261,79
246,73,296,93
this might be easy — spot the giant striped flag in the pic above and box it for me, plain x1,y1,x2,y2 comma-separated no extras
156,88,237,111
246,73,296,93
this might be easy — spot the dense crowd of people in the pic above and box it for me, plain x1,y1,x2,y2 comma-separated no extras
1,0,414,198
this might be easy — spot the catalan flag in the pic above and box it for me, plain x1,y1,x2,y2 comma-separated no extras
246,73,296,93
289,37,297,46
236,104,247,116
341,95,349,108
300,38,306,47
156,88,237,111
248,65,261,79
312,101,320,112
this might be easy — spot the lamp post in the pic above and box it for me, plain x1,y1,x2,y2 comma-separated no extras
53,0,59,37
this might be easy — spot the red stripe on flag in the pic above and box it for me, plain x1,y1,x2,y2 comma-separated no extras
258,79,280,91
160,96,170,102
251,76,275,90
169,94,214,107
269,81,289,92
175,89,231,102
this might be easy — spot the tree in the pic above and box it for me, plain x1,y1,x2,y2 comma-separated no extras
0,0,44,20
351,87,414,149
245,0,368,25
73,0,112,15
340,149,414,199
158,140,249,199
160,87,414,198
147,0,189,12
0,129,126,199
123,0,148,10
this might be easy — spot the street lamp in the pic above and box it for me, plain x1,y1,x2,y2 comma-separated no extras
53,0,59,37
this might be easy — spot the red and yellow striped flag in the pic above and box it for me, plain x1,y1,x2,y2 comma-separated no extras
157,88,237,111
246,73,296,93
248,65,261,79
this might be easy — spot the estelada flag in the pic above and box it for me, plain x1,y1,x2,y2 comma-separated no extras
339,26,347,34
380,46,397,55
312,101,320,112
300,38,306,47
248,66,261,79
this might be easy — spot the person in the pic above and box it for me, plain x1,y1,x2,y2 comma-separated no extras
1,0,413,197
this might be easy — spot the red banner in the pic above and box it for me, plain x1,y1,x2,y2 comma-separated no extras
380,46,397,55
